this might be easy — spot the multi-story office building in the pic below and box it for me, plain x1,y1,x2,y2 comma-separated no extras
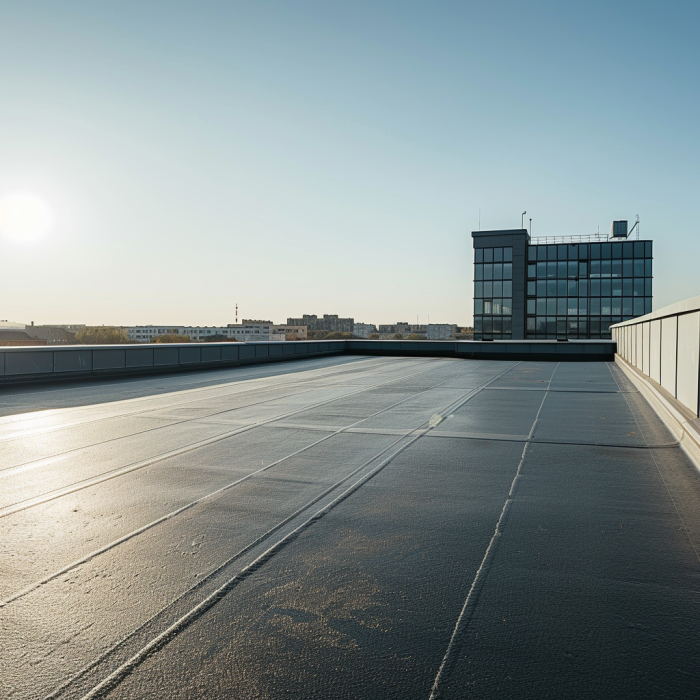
472,225,653,340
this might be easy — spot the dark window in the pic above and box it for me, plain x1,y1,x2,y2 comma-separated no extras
537,280,546,296
568,261,577,278
475,281,483,297
568,298,578,315
504,247,513,262
623,244,634,259
502,299,512,315
484,248,493,263
503,263,512,279
558,245,567,261
645,259,652,276
493,263,503,279
557,298,567,315
475,265,483,281
527,299,536,314
601,243,611,259
590,243,601,259
623,298,633,315
601,279,611,296
579,279,588,296
484,264,493,280
601,298,612,315
634,298,645,315
579,261,588,277
634,259,645,276
645,278,653,296
493,280,503,297
590,279,600,296
623,259,633,277
590,298,601,314
547,262,557,278
547,298,556,315
611,260,622,277
557,279,567,296
612,279,622,296
528,263,536,278
537,262,547,278
527,281,536,295
547,280,557,296
527,317,536,332
537,246,547,261
569,244,578,259
475,249,484,263
623,278,633,296
568,280,578,296
645,241,653,258
548,246,557,261
474,299,483,314
579,298,588,315
612,244,622,259
528,247,537,261
494,247,503,263
484,281,493,297
503,280,512,296
537,298,546,314
634,241,645,258
645,298,652,314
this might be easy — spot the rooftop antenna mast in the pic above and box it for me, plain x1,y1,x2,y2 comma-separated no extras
235,303,238,324
628,215,640,240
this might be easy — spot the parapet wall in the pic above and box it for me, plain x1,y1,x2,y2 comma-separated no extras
0,339,616,386
612,296,700,418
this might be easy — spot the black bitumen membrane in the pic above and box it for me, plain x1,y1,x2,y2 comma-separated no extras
1,355,699,699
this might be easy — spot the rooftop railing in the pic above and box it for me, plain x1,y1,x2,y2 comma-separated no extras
530,233,610,245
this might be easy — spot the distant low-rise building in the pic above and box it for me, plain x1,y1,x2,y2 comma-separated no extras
24,324,82,345
126,323,286,343
0,330,46,346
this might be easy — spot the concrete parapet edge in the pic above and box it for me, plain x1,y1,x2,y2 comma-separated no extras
0,340,616,387
615,354,700,470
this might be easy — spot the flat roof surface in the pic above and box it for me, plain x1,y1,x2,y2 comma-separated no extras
2,356,700,699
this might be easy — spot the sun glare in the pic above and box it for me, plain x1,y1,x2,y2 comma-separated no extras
0,191,53,242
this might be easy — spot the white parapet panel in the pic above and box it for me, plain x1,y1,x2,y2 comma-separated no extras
612,295,700,417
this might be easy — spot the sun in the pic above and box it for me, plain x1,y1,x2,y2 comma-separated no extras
0,191,53,242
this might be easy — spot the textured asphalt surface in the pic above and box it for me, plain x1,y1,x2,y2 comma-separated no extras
1,355,700,699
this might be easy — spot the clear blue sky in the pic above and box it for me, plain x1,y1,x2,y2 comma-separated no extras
0,0,697,326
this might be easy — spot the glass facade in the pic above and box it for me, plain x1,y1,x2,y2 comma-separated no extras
473,246,514,339
474,238,653,340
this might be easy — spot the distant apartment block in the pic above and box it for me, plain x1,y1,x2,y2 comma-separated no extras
287,314,354,334
427,324,458,340
353,323,377,338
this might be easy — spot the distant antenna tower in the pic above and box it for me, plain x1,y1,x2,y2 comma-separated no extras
235,303,238,324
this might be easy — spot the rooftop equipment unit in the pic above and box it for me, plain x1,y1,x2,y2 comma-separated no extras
610,220,629,239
